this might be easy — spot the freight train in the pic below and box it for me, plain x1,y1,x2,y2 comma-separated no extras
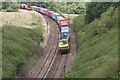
19,4,70,53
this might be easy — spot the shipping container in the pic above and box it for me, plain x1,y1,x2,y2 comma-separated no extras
31,6,34,10
56,16,65,23
31,6,37,11
59,20,68,27
43,8,49,15
29,6,33,10
48,11,55,18
61,27,69,33
37,7,42,12
21,4,25,9
20,4,25,9
60,26,70,40
36,7,40,12
53,13,61,21
40,7,45,14
24,5,28,10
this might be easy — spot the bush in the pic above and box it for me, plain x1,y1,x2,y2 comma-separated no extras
2,2,18,12
85,2,112,23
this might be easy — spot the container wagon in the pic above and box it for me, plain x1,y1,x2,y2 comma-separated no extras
53,13,61,21
48,11,55,18
60,26,69,40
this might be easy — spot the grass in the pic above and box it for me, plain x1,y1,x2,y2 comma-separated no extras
0,28,2,79
1,10,44,28
2,25,43,78
66,6,118,78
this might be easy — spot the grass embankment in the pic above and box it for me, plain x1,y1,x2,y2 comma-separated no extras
67,6,118,78
2,25,43,78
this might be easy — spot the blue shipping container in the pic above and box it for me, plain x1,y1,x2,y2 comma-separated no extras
60,27,69,40
53,13,61,21
61,27,69,33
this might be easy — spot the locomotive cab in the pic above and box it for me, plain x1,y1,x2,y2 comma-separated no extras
58,39,69,53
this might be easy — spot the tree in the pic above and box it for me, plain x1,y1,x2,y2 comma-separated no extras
2,2,18,12
85,2,112,23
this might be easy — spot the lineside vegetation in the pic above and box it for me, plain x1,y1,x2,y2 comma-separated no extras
2,25,43,78
66,3,118,78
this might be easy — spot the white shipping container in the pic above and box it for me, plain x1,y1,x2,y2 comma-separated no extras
40,7,45,13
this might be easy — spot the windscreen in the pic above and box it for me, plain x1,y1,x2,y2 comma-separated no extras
60,40,67,45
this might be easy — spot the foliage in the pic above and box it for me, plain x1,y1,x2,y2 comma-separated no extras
0,2,2,11
85,2,113,23
20,2,85,14
2,25,43,78
2,2,18,12
66,6,118,78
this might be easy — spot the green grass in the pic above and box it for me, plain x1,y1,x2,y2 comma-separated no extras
0,28,2,79
2,25,43,78
66,6,118,78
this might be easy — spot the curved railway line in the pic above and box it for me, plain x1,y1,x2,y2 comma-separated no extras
27,14,59,78
26,14,76,78
1,9,76,78
35,15,59,78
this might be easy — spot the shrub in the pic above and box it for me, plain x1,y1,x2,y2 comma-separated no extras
2,2,18,12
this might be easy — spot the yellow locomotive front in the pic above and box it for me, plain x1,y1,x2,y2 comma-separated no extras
58,39,69,53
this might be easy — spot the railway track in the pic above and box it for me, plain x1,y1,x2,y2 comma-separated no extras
1,10,76,78
27,14,76,79
44,26,77,78
27,14,59,78
36,15,59,78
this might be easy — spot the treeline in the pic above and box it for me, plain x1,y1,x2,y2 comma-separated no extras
1,2,18,12
1,2,85,13
20,2,85,14
85,2,119,23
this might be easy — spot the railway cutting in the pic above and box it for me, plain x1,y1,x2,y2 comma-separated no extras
18,4,77,78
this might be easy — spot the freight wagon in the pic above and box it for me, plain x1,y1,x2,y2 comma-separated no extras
48,11,55,18
60,26,69,40
53,13,61,21
56,16,68,29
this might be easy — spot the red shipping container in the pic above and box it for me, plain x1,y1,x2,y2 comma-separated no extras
57,17,65,23
43,9,49,15
24,5,28,10
31,6,37,11
29,6,33,10
59,20,68,29
48,11,55,17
